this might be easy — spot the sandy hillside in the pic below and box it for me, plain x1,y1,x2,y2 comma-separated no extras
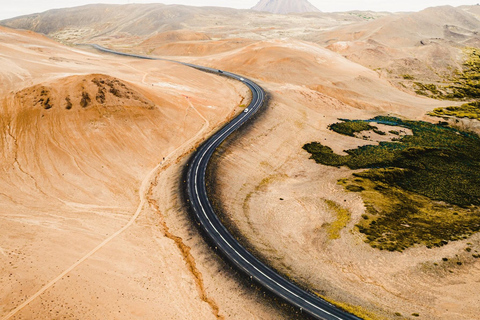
138,32,255,57
0,26,293,320
206,40,449,111
2,3,480,320
201,39,479,320
0,4,376,44
319,6,480,84
15,3,477,91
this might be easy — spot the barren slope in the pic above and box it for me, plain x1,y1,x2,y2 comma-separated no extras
204,39,479,320
320,6,480,85
208,40,441,110
0,4,372,45
0,26,289,320
139,34,255,57
2,4,480,320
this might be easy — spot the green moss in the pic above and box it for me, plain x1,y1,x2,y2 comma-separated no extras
346,185,365,192
414,82,441,96
373,128,386,135
429,101,480,121
306,116,480,207
446,48,480,100
329,120,376,137
316,293,389,320
324,200,351,240
353,177,480,251
304,117,480,251
411,48,480,103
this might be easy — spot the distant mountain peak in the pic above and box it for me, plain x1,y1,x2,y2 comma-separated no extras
252,0,320,14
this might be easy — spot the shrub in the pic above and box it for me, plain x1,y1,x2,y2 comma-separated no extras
304,117,480,251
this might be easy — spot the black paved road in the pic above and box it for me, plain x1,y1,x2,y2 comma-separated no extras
90,44,362,320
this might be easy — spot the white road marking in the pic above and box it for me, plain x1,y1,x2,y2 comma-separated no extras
190,84,344,320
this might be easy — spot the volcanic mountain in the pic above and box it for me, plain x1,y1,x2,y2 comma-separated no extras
252,0,320,14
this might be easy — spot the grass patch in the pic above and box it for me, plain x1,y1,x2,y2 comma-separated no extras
316,294,389,320
373,128,386,135
340,177,480,251
329,120,376,137
414,82,442,97
427,48,480,119
429,101,480,121
324,200,351,240
446,48,480,100
412,48,480,101
304,117,480,251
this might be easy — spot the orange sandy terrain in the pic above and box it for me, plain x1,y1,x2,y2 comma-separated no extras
203,39,480,320
125,30,479,319
0,26,291,320
2,3,480,320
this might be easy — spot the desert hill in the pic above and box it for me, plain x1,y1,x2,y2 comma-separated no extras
2,3,480,320
0,25,289,320
16,74,156,112
140,30,211,46
141,37,255,57
208,40,434,110
0,4,376,44
321,6,480,47
136,31,255,57
252,0,320,14
320,5,480,86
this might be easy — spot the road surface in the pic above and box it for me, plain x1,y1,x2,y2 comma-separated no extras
91,44,362,320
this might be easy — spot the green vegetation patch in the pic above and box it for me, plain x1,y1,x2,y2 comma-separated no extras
329,120,376,137
414,82,442,97
316,293,389,320
324,199,351,240
427,48,480,120
304,117,480,251
447,48,480,100
429,101,480,121
340,177,480,251
419,48,480,120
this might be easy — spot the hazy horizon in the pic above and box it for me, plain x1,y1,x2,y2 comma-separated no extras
1,0,480,20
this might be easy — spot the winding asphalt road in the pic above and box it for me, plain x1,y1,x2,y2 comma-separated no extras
90,45,361,320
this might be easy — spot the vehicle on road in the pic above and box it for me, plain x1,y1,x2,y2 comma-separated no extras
240,77,244,81
218,70,223,73
244,108,249,113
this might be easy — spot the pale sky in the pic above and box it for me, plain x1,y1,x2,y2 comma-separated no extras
1,0,479,20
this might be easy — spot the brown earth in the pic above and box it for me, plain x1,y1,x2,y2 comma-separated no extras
141,37,255,57
10,3,475,91
0,4,374,44
1,3,480,320
202,38,480,320
319,6,480,87
0,26,292,320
